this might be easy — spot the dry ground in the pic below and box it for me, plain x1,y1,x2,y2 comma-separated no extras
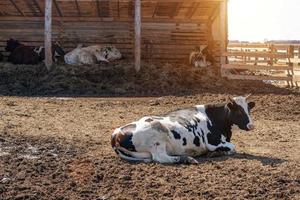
0,61,299,199
0,93,299,200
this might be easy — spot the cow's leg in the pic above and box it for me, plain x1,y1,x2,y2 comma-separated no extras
151,142,198,164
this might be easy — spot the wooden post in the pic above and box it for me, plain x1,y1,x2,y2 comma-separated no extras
45,0,53,71
220,0,228,76
134,0,141,72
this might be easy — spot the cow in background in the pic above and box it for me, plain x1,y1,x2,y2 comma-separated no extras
5,39,65,65
64,44,122,65
34,42,65,63
189,45,213,68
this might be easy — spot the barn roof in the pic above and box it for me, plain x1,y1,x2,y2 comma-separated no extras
0,0,224,22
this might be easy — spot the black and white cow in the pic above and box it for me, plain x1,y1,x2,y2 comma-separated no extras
189,45,214,68
5,39,65,65
111,95,255,164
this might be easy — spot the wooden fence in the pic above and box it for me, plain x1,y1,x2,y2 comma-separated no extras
222,43,300,87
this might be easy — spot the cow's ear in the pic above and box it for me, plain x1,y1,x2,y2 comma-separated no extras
248,102,255,110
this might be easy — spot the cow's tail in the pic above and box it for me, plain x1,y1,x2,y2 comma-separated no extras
111,129,152,162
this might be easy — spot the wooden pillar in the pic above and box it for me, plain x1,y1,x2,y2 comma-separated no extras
220,0,228,75
45,0,53,70
134,0,141,72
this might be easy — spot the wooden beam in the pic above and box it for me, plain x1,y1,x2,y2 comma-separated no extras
134,0,141,72
32,0,43,15
96,0,101,17
152,2,159,18
225,74,292,82
223,64,293,71
0,16,209,23
53,0,63,17
45,0,53,71
117,0,120,18
9,0,25,16
170,2,182,18
75,0,81,17
209,4,219,21
224,51,290,59
220,0,228,75
187,3,199,19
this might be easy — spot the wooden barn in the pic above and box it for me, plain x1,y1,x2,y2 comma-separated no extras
0,0,228,71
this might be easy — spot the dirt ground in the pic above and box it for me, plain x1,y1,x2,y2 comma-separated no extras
0,62,299,200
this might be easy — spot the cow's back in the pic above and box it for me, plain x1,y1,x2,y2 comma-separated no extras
9,46,39,64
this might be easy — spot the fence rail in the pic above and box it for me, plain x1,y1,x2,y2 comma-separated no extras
222,43,300,87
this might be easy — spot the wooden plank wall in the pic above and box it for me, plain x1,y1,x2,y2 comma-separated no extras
0,0,223,64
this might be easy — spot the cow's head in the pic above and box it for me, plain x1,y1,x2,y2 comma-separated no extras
34,42,65,62
95,45,122,62
189,45,212,68
5,38,21,52
227,95,255,131
53,42,65,61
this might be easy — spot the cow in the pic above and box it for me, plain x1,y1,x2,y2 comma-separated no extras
64,44,122,65
111,95,255,164
0,52,3,62
34,42,65,63
5,39,65,65
189,45,213,68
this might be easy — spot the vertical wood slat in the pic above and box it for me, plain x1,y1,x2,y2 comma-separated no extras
45,0,52,70
220,0,228,75
134,0,141,72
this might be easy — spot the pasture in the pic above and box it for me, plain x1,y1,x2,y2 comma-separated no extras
0,62,299,199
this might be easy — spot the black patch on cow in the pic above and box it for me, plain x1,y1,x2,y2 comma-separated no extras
118,124,137,152
206,123,222,146
193,136,200,147
118,132,136,152
201,135,205,144
171,130,181,140
182,138,187,146
204,104,232,145
216,146,231,152
145,118,154,122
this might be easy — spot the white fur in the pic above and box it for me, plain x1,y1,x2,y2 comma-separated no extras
64,45,122,65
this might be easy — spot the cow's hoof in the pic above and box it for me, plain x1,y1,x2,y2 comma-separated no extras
179,156,199,164
225,149,236,156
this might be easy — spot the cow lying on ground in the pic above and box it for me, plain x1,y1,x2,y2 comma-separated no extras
64,44,122,65
5,39,65,65
189,45,213,68
112,95,255,164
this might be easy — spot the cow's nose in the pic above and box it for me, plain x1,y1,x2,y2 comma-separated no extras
247,124,255,130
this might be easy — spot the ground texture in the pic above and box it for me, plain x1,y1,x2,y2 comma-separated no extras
0,62,299,200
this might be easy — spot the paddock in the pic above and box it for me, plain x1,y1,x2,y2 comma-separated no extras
0,1,299,199
0,91,299,199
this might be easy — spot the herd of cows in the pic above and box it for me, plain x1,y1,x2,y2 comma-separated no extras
112,95,255,164
0,39,123,65
0,39,212,67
